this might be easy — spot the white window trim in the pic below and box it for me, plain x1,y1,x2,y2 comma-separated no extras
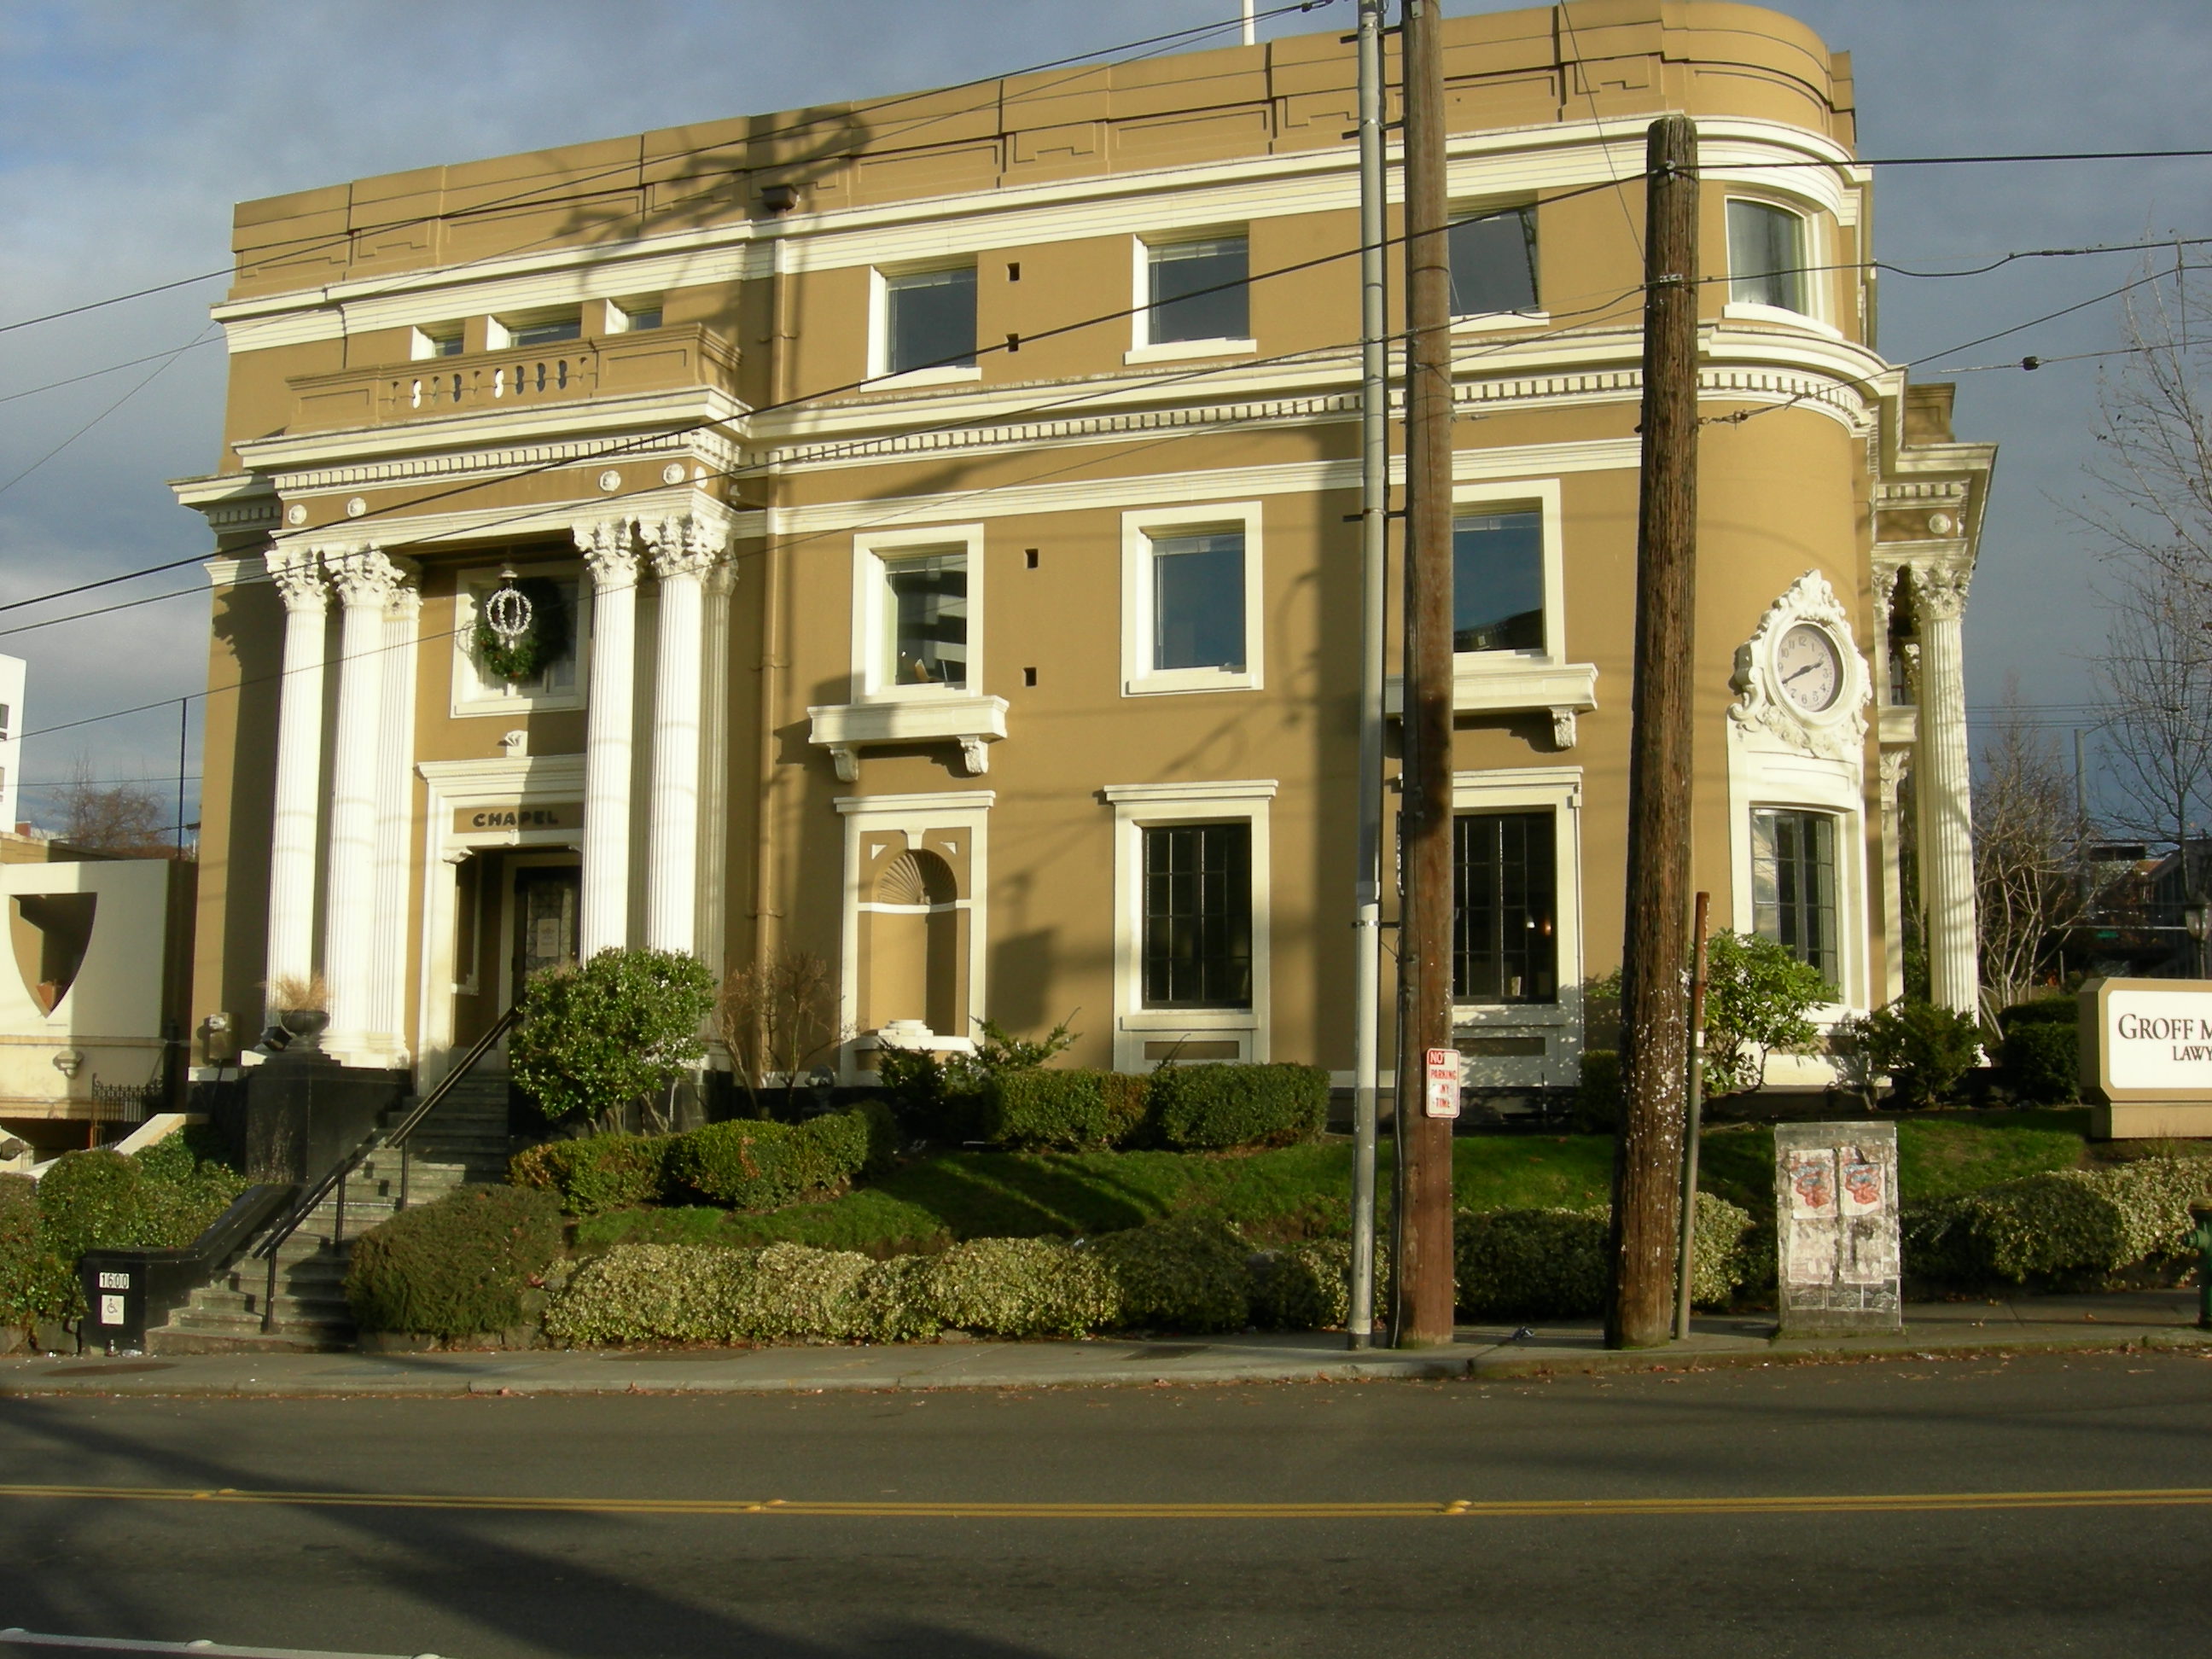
1103,779,1275,1071
410,324,462,360
834,789,993,1085
1721,194,1842,339
849,521,986,704
1127,232,1256,364
1120,501,1265,697
867,265,984,388
1448,767,1584,1021
1733,795,1866,1018
1452,477,1566,667
450,559,591,719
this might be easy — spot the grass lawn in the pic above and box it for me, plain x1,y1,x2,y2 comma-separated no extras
571,1111,2105,1256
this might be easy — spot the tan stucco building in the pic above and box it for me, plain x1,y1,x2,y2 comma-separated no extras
173,2,1991,1105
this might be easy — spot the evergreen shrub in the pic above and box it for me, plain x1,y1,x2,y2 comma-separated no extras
345,1185,564,1337
25,1143,249,1321
1454,1208,1610,1318
509,1134,676,1216
1574,1050,1623,1133
1997,1006,2080,1105
1091,1212,1250,1332
1844,999,1984,1108
1249,1239,1352,1330
0,1176,44,1330
1146,1063,1328,1150
981,1069,1116,1150
665,1107,890,1210
1901,1157,2212,1284
926,1235,1121,1337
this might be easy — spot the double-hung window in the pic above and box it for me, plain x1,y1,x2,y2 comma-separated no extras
1142,822,1253,1009
1751,808,1839,987
881,550,969,689
504,310,583,349
1727,200,1807,314
1452,509,1545,655
880,265,978,378
1452,811,1557,1003
1139,236,1249,350
1122,504,1264,696
1447,206,1539,317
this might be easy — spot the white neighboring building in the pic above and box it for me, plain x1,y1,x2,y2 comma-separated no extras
0,655,23,833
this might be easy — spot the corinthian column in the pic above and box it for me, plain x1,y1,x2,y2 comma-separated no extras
263,544,330,1021
1912,563,1979,1016
321,545,417,1062
577,517,640,959
643,517,720,956
370,583,422,1061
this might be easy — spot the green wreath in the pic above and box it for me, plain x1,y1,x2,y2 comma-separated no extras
475,576,572,683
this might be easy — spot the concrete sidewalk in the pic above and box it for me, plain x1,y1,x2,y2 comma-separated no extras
0,1290,2202,1399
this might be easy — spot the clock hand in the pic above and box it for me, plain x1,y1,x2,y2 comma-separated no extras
1782,663,1820,683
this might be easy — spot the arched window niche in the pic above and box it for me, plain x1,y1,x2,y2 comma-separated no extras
858,837,966,1040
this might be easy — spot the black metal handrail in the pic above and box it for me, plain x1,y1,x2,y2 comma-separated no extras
248,1004,519,1332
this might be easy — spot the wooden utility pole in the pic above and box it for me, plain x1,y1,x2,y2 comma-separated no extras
1392,0,1456,1348
1609,114,1701,1351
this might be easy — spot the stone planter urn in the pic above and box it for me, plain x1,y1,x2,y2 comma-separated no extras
277,1007,330,1051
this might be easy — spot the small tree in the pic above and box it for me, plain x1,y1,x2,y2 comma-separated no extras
1974,683,2087,1020
716,950,848,1118
1702,931,1831,1096
508,947,716,1132
54,759,176,857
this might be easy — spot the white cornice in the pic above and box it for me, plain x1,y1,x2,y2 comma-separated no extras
216,117,1858,353
233,386,749,473
258,427,744,498
261,491,765,556
416,754,587,795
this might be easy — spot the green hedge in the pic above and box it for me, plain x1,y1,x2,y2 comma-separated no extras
1574,1051,1622,1133
1147,1063,1328,1151
2000,1022,2079,1104
513,1105,895,1216
509,1134,675,1217
981,1068,1149,1150
0,1176,44,1330
1451,1192,1755,1320
1901,1156,2212,1284
12,1142,251,1323
1091,1213,1250,1332
346,1185,565,1337
1249,1239,1352,1330
927,1235,1122,1337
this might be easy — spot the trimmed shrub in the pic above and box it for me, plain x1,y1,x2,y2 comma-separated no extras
26,1144,250,1320
983,1068,1115,1150
855,1253,943,1344
508,946,716,1127
1901,1157,2212,1284
0,1176,44,1330
1845,1000,1983,1108
345,1185,564,1337
1997,998,2078,1031
1689,1190,1755,1308
509,1134,676,1217
1574,1051,1622,1133
2000,1021,2080,1105
1147,1063,1328,1151
1093,1213,1250,1332
665,1107,885,1210
1249,1239,1351,1331
1455,1208,1608,1319
544,1243,763,1346
927,1236,1121,1337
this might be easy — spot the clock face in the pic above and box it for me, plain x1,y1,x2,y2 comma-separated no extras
1775,622,1844,714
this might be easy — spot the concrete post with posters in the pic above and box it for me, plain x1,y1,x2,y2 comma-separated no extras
1773,1122,1901,1337
2078,977,2212,1139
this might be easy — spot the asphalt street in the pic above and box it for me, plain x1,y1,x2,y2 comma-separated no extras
1,1350,2209,1657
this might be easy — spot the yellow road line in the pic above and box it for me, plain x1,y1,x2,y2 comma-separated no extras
0,1482,2208,1520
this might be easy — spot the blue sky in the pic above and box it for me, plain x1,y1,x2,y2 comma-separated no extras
1,0,2207,830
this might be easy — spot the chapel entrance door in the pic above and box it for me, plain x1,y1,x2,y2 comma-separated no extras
511,865,581,995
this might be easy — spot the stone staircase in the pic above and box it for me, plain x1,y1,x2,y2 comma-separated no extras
147,1073,517,1353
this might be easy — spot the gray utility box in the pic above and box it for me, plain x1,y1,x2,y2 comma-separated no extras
1773,1121,1901,1337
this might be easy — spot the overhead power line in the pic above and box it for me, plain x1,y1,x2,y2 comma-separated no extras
0,0,1339,341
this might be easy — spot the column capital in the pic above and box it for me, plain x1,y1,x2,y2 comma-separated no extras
1871,562,1902,612
1878,749,1910,805
576,516,642,587
1908,562,1971,623
387,583,423,621
322,544,420,609
265,544,329,614
643,514,727,580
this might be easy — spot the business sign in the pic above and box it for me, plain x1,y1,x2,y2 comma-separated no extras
2078,977,2212,1139
1423,1048,1461,1120
451,802,582,835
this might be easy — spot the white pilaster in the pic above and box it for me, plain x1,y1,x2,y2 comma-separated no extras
642,516,719,956
578,517,640,959
1912,564,1979,1016
696,561,736,985
321,545,417,1062
369,583,422,1062
263,544,329,1021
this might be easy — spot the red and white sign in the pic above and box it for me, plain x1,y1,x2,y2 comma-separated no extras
1423,1047,1461,1120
